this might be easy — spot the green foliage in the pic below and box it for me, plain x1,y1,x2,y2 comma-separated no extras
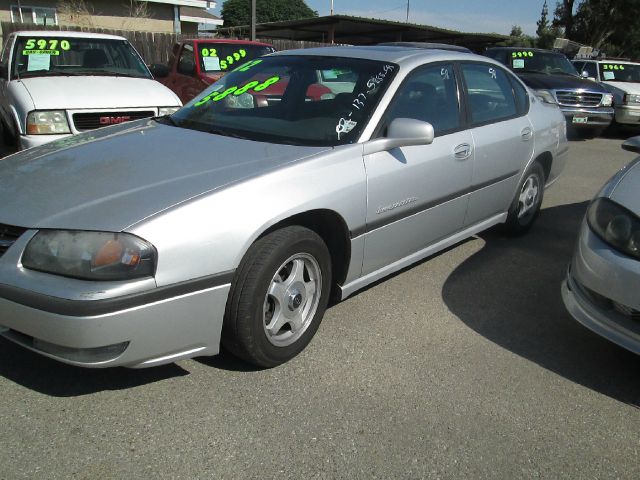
543,0,640,59
221,0,318,27
504,25,536,48
536,1,563,49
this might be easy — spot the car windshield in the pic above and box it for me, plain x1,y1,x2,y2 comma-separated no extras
12,36,151,79
170,55,398,147
198,43,276,73
508,50,578,76
598,62,640,82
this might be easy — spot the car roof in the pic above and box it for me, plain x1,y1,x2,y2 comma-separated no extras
191,39,273,47
13,30,126,41
271,45,490,65
487,47,561,53
377,42,471,53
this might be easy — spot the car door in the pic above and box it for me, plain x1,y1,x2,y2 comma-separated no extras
362,63,474,275
171,42,204,103
460,62,534,226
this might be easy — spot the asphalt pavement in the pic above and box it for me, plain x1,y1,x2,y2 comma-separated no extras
1,132,639,479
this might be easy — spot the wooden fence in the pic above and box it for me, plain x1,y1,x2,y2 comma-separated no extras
0,22,334,65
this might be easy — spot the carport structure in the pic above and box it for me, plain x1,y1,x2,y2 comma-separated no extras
220,14,507,51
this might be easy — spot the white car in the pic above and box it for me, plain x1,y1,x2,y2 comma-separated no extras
0,31,181,149
573,59,640,126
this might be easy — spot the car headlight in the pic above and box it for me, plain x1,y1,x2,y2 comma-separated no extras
601,93,614,106
158,106,181,116
22,231,157,280
535,89,557,104
623,94,640,105
26,110,71,135
587,197,640,260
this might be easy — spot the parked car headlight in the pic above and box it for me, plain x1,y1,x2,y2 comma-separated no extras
158,106,181,116
601,93,614,106
587,197,640,260
22,231,157,280
534,89,557,104
26,110,71,135
623,94,640,105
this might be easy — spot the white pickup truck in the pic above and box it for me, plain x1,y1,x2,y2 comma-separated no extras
0,30,181,150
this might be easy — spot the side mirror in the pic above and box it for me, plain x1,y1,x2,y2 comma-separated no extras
622,136,640,154
177,58,196,76
363,118,435,155
581,71,589,78
149,63,170,78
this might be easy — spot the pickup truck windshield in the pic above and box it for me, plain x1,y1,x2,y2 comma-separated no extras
198,43,276,73
169,56,398,147
598,62,640,82
12,36,151,79
508,50,578,76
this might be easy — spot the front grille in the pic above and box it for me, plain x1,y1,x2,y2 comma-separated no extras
72,111,155,131
554,90,603,107
0,224,27,258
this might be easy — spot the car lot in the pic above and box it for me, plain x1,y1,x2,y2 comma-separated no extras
1,133,639,478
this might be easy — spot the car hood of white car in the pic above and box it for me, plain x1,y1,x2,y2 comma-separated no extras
0,119,331,231
604,81,640,95
19,75,181,110
610,158,640,214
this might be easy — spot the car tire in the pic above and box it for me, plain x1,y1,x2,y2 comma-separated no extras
222,226,332,368
502,161,545,235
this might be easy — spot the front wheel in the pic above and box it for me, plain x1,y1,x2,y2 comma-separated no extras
503,161,545,235
222,226,332,368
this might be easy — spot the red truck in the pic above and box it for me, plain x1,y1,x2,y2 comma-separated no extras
150,39,276,103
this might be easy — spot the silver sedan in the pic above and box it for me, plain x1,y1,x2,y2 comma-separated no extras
0,46,567,368
562,137,640,353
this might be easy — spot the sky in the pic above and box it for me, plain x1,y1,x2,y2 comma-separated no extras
211,0,547,36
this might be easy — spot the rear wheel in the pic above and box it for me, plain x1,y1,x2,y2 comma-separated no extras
222,226,332,368
503,161,545,235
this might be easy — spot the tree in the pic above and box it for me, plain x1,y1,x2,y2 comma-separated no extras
504,25,536,47
536,1,562,49
553,0,576,38
57,0,95,27
221,0,318,27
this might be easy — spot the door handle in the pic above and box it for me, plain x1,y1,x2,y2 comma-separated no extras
521,127,533,141
454,143,472,160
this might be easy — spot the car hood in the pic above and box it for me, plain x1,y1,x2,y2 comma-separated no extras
604,81,640,94
0,120,330,231
19,76,181,110
609,159,640,214
515,72,606,91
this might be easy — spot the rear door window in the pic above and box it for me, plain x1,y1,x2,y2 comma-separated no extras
461,63,517,125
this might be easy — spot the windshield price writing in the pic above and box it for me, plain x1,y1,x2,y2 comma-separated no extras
602,64,625,70
194,76,281,106
201,47,248,70
23,38,71,55
511,51,534,58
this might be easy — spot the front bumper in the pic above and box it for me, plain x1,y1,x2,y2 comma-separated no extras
0,282,230,368
614,105,640,125
560,106,614,128
561,222,640,354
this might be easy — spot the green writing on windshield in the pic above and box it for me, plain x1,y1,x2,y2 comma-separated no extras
23,38,70,55
200,47,248,70
512,51,534,58
194,75,280,106
602,64,625,70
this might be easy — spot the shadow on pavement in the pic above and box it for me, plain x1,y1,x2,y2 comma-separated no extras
443,202,640,407
0,337,189,397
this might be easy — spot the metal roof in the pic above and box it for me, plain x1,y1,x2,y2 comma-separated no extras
219,15,507,50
